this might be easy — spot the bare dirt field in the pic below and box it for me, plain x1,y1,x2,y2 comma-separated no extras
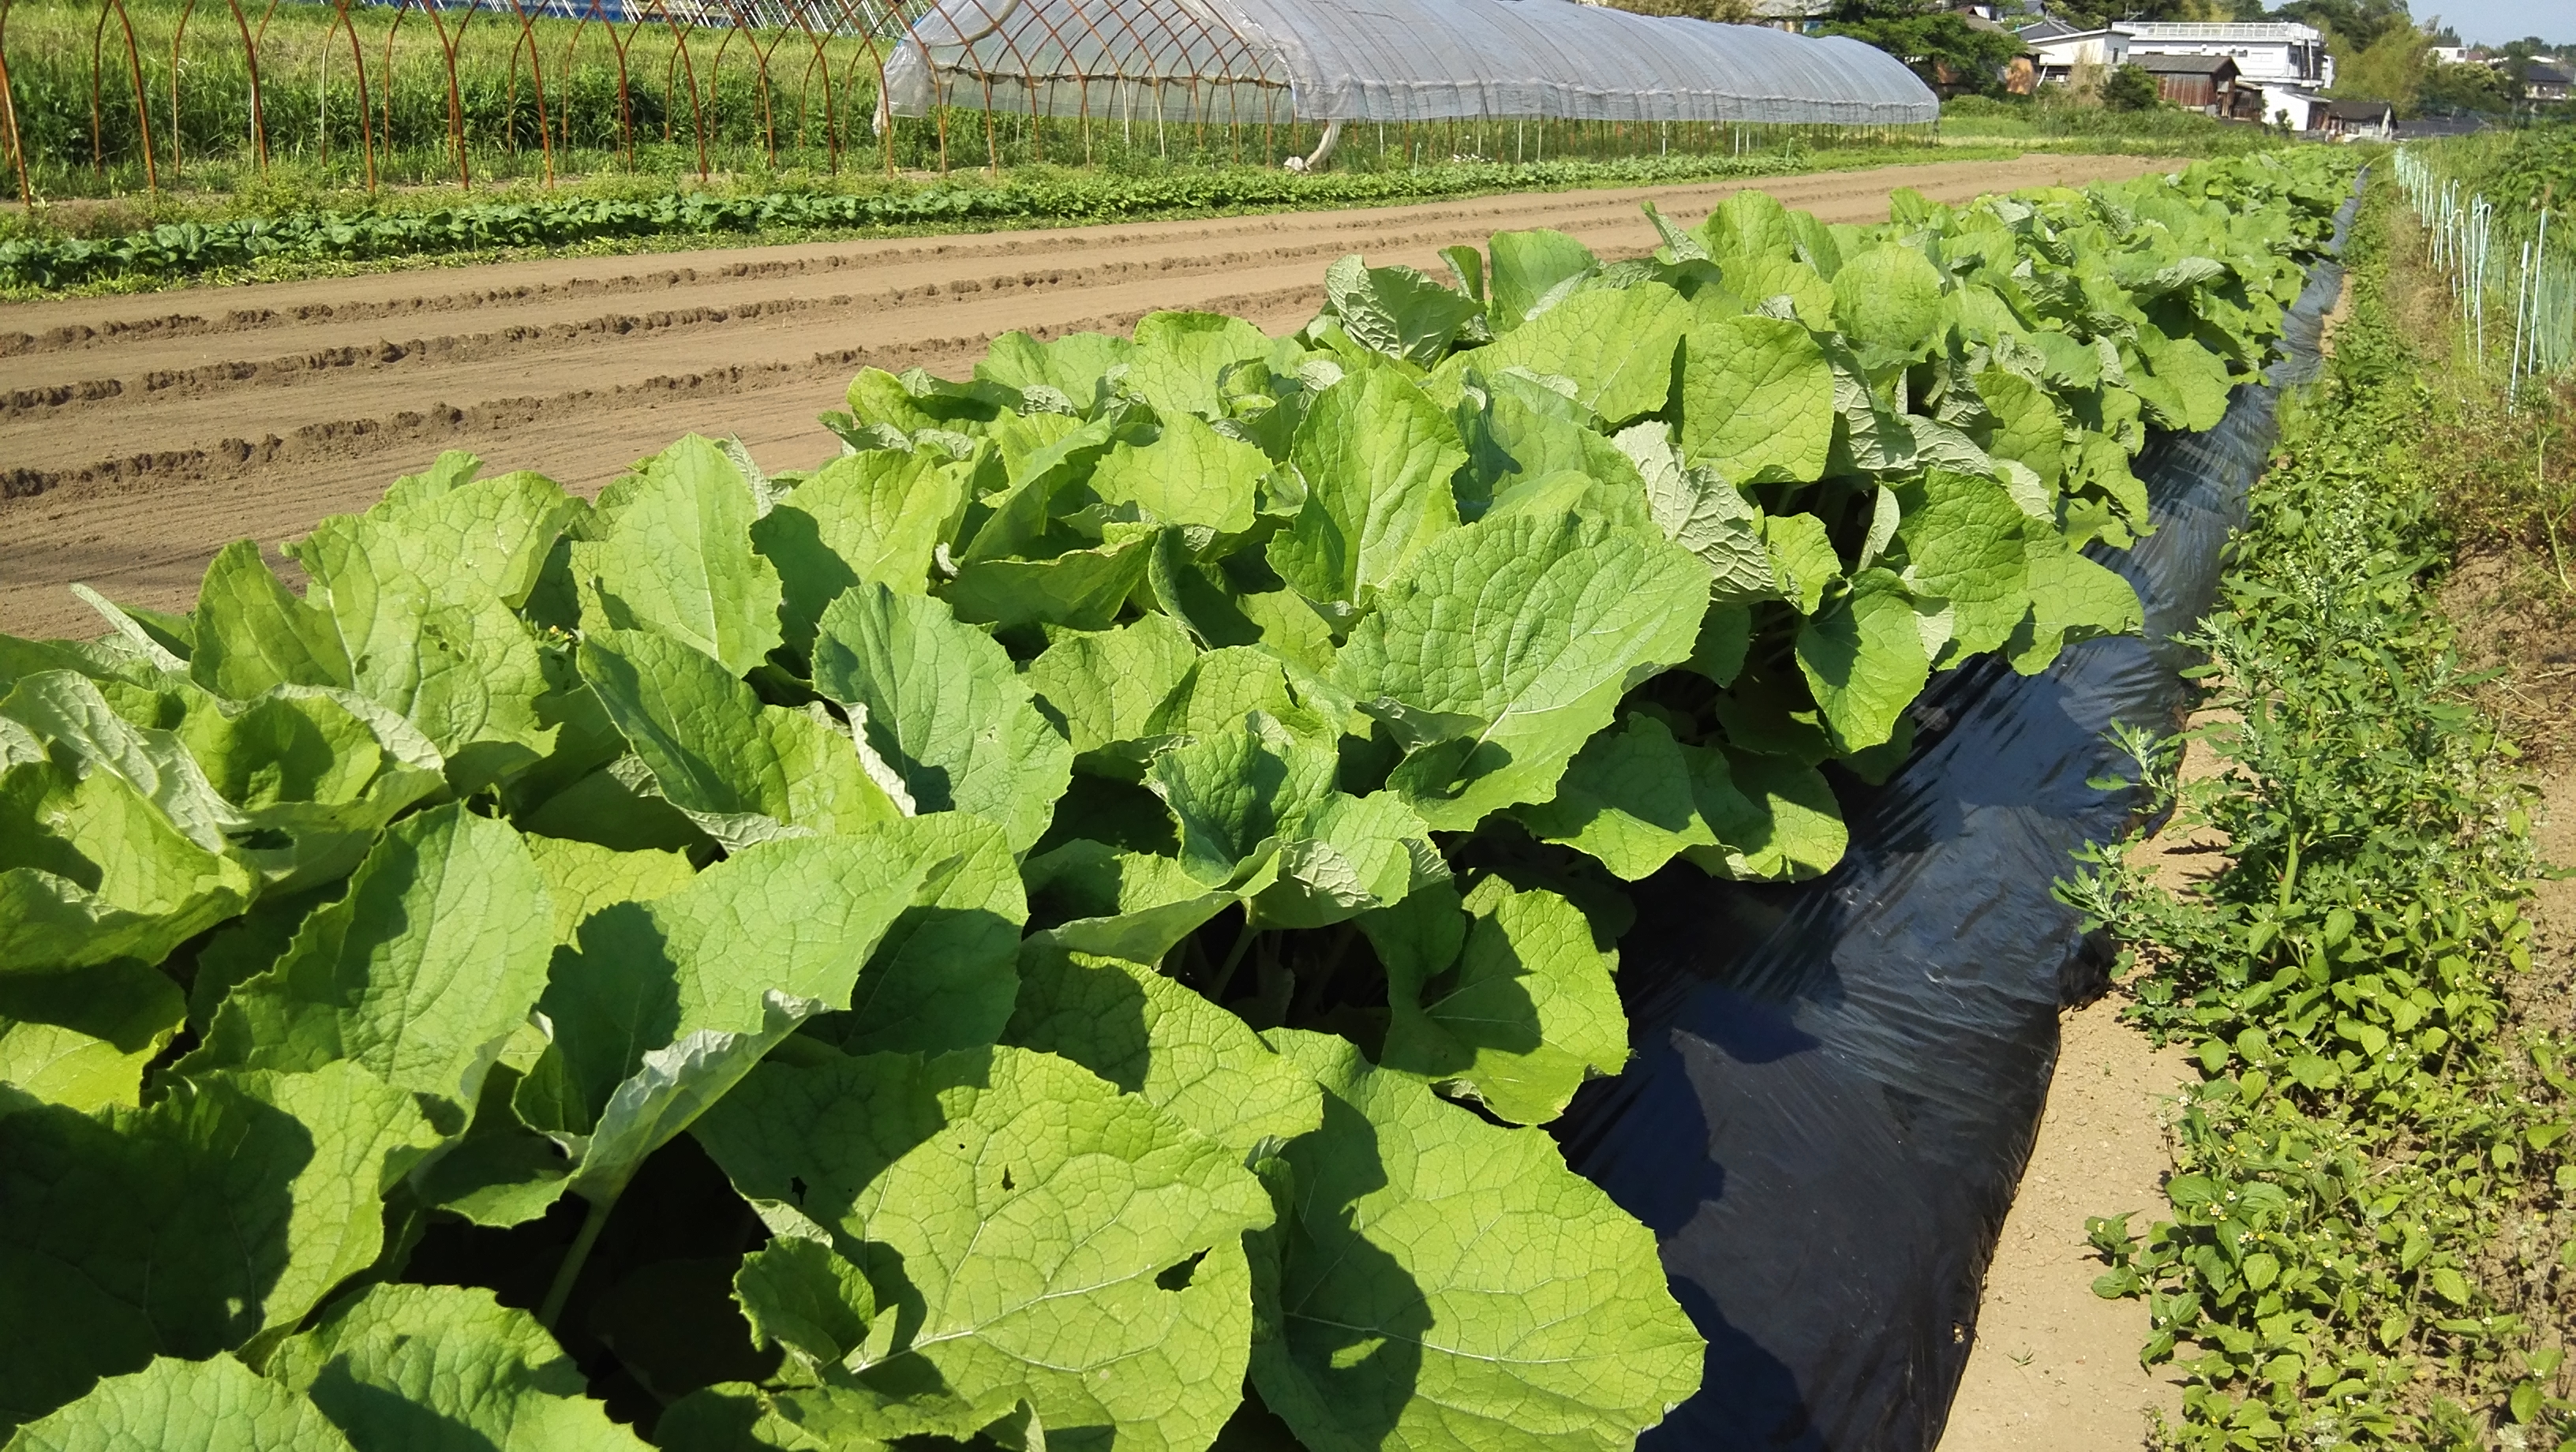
0,153,2174,638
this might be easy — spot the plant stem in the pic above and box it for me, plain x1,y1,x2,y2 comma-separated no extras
537,1192,614,1330
1208,917,1258,1004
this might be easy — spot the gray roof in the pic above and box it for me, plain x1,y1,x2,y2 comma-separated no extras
2016,18,2076,39
2324,99,2393,120
2132,52,2237,76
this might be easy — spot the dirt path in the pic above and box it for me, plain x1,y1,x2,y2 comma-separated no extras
0,154,2172,638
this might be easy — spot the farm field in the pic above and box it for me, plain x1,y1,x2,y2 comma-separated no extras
0,152,2175,638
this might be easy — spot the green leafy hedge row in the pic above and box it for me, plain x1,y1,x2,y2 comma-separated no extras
0,153,1818,293
0,148,2350,1452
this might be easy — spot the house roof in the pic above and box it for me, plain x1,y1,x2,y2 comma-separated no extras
2016,17,2075,40
2526,60,2574,84
2115,21,2323,43
2132,52,2238,77
2324,99,2393,121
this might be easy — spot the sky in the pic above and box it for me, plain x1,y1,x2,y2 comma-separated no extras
2415,0,2568,47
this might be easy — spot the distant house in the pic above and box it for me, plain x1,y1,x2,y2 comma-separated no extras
2132,52,2248,115
2320,99,2394,140
2020,21,2128,86
2525,60,2573,103
2263,87,2330,131
2114,21,2333,90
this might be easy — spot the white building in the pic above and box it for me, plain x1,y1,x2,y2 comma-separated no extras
2261,86,2330,131
2019,19,2129,85
2114,21,2332,88
2115,21,2331,131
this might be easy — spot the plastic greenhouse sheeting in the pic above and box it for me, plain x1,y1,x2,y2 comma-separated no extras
878,0,1938,126
1550,187,2361,1450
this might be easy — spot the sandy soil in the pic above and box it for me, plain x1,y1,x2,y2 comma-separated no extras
0,153,2174,639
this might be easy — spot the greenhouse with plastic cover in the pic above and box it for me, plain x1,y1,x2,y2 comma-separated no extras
864,0,1941,170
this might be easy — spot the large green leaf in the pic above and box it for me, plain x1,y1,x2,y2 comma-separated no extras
1615,424,1776,604
1147,711,1339,887
0,1063,439,1433
3,1356,354,1452
0,960,186,1113
182,805,555,1120
1895,470,2031,664
1144,646,1346,750
522,835,697,946
1972,366,2065,489
1267,363,1466,616
0,671,239,854
1513,713,1764,881
1831,244,1946,367
170,686,445,890
1125,312,1273,421
1089,411,1269,535
289,471,570,780
945,531,1155,633
754,448,963,648
1326,256,1484,368
728,1236,881,1383
2130,324,2234,432
189,541,352,702
1335,511,1709,830
513,833,935,1203
1249,1031,1704,1452
1485,230,1599,334
579,629,901,848
810,586,1071,855
1372,878,1627,1126
1024,612,1200,766
695,1046,1274,1452
1253,790,1444,930
1456,282,1689,425
0,757,254,975
977,328,1133,403
1676,315,1834,485
2007,530,2144,675
1004,941,1323,1155
1795,570,1929,753
570,436,786,677
268,1283,648,1451
1683,750,1848,881
835,812,1028,1056
1023,840,1261,965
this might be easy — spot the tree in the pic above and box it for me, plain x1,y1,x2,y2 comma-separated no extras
2272,0,2415,53
2421,59,2513,112
2101,63,2163,110
2331,23,2430,112
1821,0,2025,96
1598,0,1759,21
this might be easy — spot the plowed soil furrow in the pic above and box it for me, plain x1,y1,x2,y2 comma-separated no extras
0,154,2170,638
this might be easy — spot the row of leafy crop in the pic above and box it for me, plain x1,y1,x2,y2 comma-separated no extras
0,149,2352,1452
0,152,1818,294
2070,174,2576,1449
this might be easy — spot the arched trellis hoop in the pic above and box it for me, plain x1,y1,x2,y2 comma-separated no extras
0,0,1934,202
